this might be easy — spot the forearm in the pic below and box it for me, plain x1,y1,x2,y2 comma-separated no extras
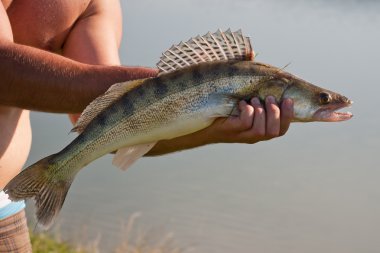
0,41,157,113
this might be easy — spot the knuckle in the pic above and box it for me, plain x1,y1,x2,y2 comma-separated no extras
254,129,266,138
267,133,278,139
267,131,280,139
239,118,254,131
242,121,252,130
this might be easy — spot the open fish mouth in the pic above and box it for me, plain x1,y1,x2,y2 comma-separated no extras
313,101,353,122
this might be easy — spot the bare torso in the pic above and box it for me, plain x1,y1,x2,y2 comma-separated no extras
0,0,96,188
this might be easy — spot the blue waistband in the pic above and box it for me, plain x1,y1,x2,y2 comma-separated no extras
0,200,25,220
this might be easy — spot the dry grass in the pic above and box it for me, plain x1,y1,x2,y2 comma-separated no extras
114,213,186,253
31,213,189,253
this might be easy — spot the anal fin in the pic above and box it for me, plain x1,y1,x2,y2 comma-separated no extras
112,142,157,171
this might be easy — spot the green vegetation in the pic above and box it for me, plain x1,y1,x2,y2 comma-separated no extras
31,232,86,253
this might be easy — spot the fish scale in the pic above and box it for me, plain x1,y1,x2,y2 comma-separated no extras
48,61,261,181
4,29,352,229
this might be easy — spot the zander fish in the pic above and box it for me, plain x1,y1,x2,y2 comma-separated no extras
4,29,353,228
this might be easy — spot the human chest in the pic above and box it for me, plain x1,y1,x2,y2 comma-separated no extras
3,0,91,52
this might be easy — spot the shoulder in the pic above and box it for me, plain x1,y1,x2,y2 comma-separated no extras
62,0,122,64
81,0,121,19
77,0,122,40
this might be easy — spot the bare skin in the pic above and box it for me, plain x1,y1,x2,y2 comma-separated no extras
0,0,293,189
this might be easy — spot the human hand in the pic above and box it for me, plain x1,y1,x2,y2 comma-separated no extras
205,96,294,144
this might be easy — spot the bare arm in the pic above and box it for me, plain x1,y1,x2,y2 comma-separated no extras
0,3,156,113
0,43,157,113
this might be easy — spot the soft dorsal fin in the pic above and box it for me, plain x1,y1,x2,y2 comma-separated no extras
72,79,145,133
156,29,254,74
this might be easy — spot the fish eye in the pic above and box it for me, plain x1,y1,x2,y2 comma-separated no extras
319,92,332,104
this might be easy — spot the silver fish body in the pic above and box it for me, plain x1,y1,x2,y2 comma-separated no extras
4,35,353,229
55,61,271,177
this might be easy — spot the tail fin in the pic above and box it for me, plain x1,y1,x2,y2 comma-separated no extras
4,155,72,229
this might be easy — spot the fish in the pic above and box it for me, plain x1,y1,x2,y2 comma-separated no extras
4,29,353,229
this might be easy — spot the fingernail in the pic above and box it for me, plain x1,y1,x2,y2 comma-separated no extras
239,100,247,106
283,98,293,107
266,96,275,103
251,97,260,105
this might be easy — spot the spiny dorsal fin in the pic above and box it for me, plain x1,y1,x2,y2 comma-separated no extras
156,29,254,74
72,79,145,133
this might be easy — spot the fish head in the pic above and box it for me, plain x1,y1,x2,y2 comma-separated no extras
281,76,353,122
236,61,352,122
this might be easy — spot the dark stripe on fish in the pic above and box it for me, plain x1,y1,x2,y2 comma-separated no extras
153,78,169,98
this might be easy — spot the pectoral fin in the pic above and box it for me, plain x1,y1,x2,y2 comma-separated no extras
112,142,157,171
207,93,240,118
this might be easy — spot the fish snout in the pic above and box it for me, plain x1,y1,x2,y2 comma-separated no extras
343,96,353,106
336,95,353,106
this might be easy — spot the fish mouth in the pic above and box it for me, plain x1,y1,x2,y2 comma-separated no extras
313,101,353,122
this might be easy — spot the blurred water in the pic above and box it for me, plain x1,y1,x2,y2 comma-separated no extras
27,0,380,252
